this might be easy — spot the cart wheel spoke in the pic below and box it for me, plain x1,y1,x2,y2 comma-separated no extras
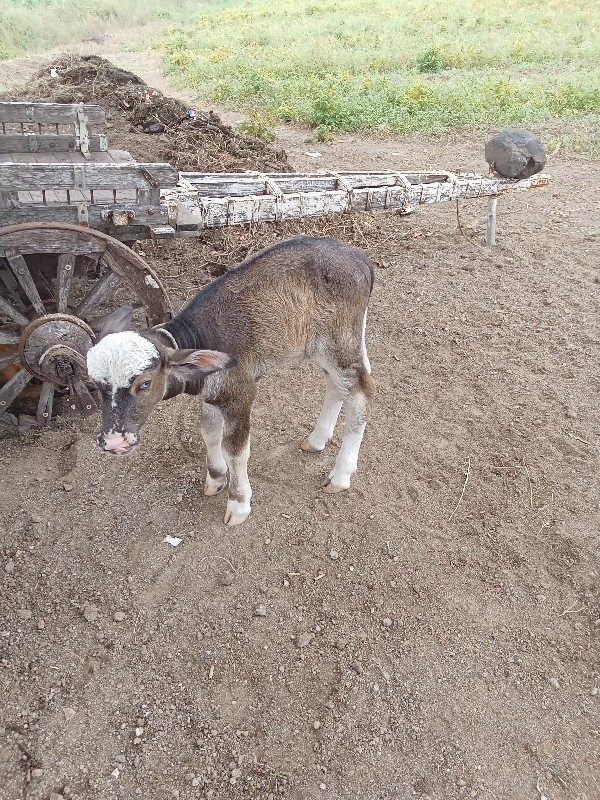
57,252,76,313
6,251,46,316
37,381,54,425
0,293,29,327
75,268,123,319
0,368,33,413
71,378,97,412
0,350,20,370
0,328,19,345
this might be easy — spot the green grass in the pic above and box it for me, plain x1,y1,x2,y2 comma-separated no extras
0,0,206,61
160,0,600,144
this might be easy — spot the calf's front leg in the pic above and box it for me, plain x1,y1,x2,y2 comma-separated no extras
200,402,228,496
221,403,253,526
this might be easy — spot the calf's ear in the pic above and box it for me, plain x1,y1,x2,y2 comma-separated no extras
94,305,135,341
166,348,236,380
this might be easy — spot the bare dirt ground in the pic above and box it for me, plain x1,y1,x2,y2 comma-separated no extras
1,50,600,800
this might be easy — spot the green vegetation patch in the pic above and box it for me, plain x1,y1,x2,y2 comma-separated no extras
161,0,600,139
0,0,203,60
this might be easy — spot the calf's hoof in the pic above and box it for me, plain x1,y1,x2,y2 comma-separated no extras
224,498,252,526
204,474,227,496
321,477,348,494
300,438,325,453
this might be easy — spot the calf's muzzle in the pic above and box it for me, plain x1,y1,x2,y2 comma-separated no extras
97,430,138,456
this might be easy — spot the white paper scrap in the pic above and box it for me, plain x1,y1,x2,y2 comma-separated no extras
162,535,182,547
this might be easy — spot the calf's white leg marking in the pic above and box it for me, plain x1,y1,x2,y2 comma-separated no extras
223,440,252,526
301,371,343,452
201,402,228,496
323,389,368,493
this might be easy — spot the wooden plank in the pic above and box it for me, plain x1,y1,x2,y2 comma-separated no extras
0,163,178,191
37,381,54,425
167,172,550,232
57,253,76,313
179,171,454,197
0,202,170,229
0,102,105,126
6,252,46,316
0,228,106,257
0,294,30,326
0,329,20,344
0,368,33,412
0,134,108,154
0,351,20,370
75,269,123,318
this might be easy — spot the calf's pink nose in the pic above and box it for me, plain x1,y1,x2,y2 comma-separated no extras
103,432,136,453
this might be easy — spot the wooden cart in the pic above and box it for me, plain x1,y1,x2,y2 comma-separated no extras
0,100,550,433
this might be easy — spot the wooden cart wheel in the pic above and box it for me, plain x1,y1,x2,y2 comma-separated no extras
0,222,172,431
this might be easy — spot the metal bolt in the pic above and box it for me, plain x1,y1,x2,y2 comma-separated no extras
64,264,72,271
0,401,6,406
42,412,49,418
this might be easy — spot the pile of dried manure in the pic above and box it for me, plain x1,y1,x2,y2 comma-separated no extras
17,54,291,173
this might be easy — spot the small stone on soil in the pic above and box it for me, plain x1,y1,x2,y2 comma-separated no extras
113,611,126,622
17,609,32,620
31,768,43,778
313,720,321,730
220,572,235,586
297,632,314,648
590,687,598,696
255,604,267,617
63,483,73,492
63,707,76,721
4,560,14,574
549,677,560,690
83,604,99,622
329,549,339,560
382,617,393,627
50,794,64,800
36,619,45,630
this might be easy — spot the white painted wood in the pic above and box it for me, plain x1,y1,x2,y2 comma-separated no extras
164,172,550,233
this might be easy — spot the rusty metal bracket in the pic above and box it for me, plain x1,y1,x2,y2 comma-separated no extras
77,203,89,226
141,168,160,189
73,165,86,189
100,209,135,226
75,105,91,159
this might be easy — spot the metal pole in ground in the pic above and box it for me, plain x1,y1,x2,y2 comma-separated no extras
486,197,498,247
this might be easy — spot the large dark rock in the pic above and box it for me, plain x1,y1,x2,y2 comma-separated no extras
484,129,546,179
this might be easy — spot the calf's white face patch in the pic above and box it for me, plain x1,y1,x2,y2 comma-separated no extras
87,332,159,402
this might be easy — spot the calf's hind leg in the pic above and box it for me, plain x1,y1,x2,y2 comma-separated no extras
301,370,343,453
321,363,373,493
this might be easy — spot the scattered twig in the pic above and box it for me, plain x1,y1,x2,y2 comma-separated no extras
567,432,591,446
560,599,586,616
448,456,471,522
198,555,237,574
522,457,534,509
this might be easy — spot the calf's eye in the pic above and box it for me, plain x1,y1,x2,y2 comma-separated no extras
138,380,152,391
